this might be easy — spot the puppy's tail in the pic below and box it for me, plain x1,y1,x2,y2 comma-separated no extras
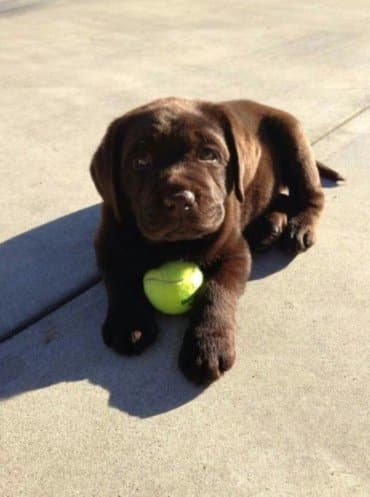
316,160,345,182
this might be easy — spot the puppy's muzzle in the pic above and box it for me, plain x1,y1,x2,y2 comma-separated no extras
163,190,196,215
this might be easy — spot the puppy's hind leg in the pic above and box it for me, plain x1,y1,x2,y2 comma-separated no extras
261,114,325,253
244,192,289,252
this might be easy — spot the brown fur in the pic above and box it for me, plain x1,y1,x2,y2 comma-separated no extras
90,97,339,385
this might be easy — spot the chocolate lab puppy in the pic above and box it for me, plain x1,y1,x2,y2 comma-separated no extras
90,97,342,385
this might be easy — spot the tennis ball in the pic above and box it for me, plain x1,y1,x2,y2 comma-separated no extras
143,261,204,315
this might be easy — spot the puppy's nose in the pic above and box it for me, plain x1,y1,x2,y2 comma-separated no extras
164,190,196,213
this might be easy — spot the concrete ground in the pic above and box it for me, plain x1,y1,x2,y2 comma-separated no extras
1,1,369,496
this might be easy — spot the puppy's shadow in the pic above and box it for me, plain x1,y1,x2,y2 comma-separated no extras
321,177,345,189
0,203,309,419
90,312,202,417
0,294,202,418
250,247,294,280
0,249,290,419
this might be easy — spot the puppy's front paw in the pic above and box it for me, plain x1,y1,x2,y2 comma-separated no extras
102,314,158,356
282,215,317,254
179,325,235,385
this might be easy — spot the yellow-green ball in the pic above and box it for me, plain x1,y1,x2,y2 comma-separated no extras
143,261,204,315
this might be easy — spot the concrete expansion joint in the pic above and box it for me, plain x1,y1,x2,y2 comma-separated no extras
311,103,370,146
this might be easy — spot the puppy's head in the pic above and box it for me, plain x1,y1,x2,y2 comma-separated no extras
90,97,257,242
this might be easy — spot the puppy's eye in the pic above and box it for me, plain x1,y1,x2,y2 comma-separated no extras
198,147,218,162
132,154,152,171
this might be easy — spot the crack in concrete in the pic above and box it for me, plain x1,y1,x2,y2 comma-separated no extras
311,103,370,146
0,275,101,343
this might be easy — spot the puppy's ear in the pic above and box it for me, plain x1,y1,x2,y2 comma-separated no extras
90,117,125,220
217,103,260,203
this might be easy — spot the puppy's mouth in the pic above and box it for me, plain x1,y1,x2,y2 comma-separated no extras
137,204,225,242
